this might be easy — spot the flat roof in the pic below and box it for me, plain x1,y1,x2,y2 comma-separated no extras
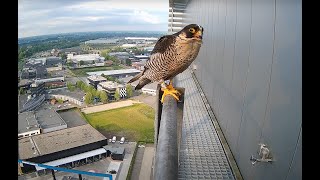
70,54,101,61
85,38,120,44
18,109,66,134
87,69,141,76
125,37,158,40
87,75,107,82
49,88,85,100
98,81,124,89
103,145,125,154
18,124,107,160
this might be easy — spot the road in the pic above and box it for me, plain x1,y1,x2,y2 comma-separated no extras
81,100,142,114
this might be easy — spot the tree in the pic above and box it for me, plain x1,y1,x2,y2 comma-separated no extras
66,82,75,91
114,89,120,101
60,53,67,60
57,98,64,104
88,85,95,93
126,84,133,98
125,59,132,66
101,49,110,57
99,91,108,103
91,88,97,97
81,83,87,91
19,87,24,95
76,81,83,89
84,92,93,105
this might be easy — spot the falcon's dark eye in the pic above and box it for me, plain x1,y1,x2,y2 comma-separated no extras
189,28,196,33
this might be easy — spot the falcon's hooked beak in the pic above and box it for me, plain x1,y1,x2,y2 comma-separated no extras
194,26,203,40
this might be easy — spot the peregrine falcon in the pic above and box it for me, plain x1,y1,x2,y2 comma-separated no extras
128,24,204,103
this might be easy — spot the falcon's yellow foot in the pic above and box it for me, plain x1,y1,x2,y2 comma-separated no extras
160,86,181,103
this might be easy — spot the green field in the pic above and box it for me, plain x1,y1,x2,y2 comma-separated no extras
71,65,123,76
83,103,155,142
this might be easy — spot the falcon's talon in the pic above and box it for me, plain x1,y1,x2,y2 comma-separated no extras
160,87,181,103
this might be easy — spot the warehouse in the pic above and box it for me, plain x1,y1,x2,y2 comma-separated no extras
18,124,108,174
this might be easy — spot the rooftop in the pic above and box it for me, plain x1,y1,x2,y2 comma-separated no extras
103,145,125,154
98,81,124,89
49,87,85,101
87,75,107,82
18,108,66,134
86,69,141,76
69,54,103,61
85,38,120,44
18,124,107,160
125,37,158,41
109,52,130,56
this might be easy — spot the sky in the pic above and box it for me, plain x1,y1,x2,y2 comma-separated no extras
18,0,169,38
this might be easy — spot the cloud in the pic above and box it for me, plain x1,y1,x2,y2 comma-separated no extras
130,10,161,24
18,0,168,38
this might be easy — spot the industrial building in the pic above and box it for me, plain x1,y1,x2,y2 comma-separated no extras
97,81,126,100
20,57,63,80
47,88,85,106
18,108,67,139
86,69,141,79
19,94,46,113
67,54,105,65
108,52,131,64
85,38,120,45
87,75,107,89
28,81,45,96
20,65,47,80
45,56,63,67
103,145,125,161
18,124,108,174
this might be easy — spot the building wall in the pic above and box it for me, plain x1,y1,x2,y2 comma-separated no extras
48,94,83,106
42,124,67,134
141,88,156,96
178,0,301,179
18,129,41,139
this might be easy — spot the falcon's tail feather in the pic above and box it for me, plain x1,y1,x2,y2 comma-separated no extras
127,72,143,84
135,78,151,90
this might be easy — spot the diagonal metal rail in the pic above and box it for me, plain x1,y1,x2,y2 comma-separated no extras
18,159,113,180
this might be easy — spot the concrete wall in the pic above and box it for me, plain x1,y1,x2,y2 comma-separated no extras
178,0,301,179
48,94,83,106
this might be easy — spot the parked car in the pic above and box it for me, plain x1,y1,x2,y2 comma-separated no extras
120,137,125,144
112,136,116,143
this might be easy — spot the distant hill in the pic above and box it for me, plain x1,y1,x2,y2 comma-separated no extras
18,31,166,63
18,31,166,45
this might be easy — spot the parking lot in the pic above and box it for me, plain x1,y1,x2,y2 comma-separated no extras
57,108,88,128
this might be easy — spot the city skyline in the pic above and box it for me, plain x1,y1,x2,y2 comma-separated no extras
18,0,168,38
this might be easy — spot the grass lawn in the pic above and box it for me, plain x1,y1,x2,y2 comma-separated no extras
83,103,155,142
71,65,123,76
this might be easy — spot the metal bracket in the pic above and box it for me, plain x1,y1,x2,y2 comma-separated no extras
250,144,274,165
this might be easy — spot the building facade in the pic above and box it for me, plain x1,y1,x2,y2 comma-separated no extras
97,81,126,100
170,0,302,179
